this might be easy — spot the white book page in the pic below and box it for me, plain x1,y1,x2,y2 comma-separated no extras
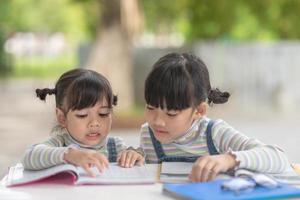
160,162,193,183
75,163,156,185
6,163,77,186
161,162,193,175
160,162,231,183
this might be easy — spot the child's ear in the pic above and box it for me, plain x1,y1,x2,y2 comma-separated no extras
193,102,207,119
56,108,67,127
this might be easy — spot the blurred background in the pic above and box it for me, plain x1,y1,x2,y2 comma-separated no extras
0,0,300,177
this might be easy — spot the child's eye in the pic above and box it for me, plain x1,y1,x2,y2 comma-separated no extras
76,114,87,118
167,112,177,117
146,105,155,110
166,110,178,117
99,113,110,118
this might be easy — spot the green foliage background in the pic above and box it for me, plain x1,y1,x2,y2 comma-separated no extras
1,0,300,77
141,0,300,41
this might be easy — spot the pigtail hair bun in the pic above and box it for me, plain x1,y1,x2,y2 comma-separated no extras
208,88,230,105
113,95,118,106
35,88,56,101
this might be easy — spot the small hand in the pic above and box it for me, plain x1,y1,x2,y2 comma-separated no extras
117,150,145,168
64,148,109,177
189,154,237,182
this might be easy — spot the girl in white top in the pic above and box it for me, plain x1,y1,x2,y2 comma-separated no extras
139,53,289,182
22,69,144,177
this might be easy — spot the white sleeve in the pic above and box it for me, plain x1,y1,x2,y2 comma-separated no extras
211,120,290,173
21,135,69,170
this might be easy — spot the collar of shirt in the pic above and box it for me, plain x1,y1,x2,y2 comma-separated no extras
172,117,207,145
54,126,107,151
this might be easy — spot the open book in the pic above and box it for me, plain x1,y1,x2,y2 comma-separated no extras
160,162,192,183
4,163,156,186
160,162,230,183
160,162,300,185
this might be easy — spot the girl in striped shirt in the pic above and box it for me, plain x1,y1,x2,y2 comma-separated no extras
22,69,144,177
140,52,289,182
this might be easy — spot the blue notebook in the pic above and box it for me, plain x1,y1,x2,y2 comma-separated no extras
163,179,300,200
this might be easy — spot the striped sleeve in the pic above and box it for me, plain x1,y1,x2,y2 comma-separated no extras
211,120,289,173
113,137,128,156
139,123,159,163
21,135,69,170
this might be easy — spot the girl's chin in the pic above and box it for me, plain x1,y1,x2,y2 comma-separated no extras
83,137,102,145
155,135,173,144
84,140,101,146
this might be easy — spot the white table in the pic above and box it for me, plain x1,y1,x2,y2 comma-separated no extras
2,165,300,200
0,165,173,200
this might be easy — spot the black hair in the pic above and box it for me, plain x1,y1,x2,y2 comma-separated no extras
145,53,230,110
36,69,117,112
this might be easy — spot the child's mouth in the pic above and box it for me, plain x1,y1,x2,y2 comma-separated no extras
155,129,168,135
86,133,100,140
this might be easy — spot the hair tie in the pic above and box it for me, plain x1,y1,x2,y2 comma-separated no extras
208,88,230,105
35,88,56,101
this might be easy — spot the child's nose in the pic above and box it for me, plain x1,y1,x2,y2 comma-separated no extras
153,114,165,127
89,119,100,128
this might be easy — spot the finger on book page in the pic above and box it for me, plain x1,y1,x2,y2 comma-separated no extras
93,159,105,173
128,153,138,167
118,151,128,167
201,162,216,182
209,165,222,181
190,158,209,182
99,154,109,169
83,164,95,177
136,157,145,166
125,152,134,168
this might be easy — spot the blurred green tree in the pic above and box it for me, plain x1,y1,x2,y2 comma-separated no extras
3,0,87,42
0,0,88,75
0,29,10,76
0,1,10,75
1,0,300,79
141,0,300,41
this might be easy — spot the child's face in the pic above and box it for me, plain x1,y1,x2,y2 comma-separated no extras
145,104,205,144
57,100,112,146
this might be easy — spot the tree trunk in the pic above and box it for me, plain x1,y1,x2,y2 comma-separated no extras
86,0,143,110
